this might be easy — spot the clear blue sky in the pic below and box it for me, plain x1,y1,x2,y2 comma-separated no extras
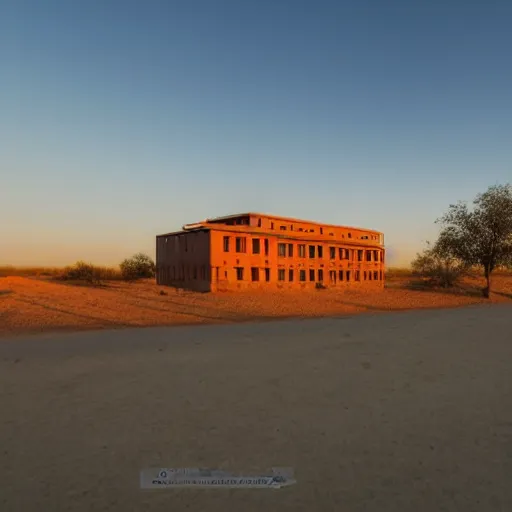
1,0,511,266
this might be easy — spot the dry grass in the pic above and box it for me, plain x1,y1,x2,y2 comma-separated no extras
1,270,511,338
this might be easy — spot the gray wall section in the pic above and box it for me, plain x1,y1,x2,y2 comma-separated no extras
156,230,211,292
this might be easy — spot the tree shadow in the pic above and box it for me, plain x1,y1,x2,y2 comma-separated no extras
402,279,484,298
493,291,512,300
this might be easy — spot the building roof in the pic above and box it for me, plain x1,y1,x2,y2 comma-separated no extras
157,224,384,248
204,212,382,234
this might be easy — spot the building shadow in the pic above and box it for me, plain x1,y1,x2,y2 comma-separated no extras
493,291,512,300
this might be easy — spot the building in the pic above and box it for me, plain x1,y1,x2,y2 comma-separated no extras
156,213,385,292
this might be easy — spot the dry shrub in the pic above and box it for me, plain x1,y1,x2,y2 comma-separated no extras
57,262,121,284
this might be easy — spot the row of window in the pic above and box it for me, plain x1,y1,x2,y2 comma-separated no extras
224,236,382,262
235,267,383,283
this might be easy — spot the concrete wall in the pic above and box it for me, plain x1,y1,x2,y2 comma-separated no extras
156,230,211,292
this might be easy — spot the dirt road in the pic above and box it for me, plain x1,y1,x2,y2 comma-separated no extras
1,305,512,511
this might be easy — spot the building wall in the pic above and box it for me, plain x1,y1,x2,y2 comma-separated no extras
209,228,384,292
156,230,211,292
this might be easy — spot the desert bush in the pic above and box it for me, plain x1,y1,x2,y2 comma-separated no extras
119,253,155,281
57,262,122,283
411,242,467,288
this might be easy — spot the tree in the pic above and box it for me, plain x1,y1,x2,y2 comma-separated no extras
435,184,512,298
120,253,156,281
411,241,468,288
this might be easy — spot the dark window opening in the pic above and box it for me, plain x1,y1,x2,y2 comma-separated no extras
346,271,351,281
330,270,336,283
374,271,379,280
320,228,323,234
280,225,287,231
288,243,294,257
339,248,344,260
299,270,306,282
264,239,269,256
252,238,260,254
329,247,336,259
235,267,244,281
309,245,316,258
278,269,285,281
265,268,270,281
366,251,372,262
318,269,324,282
317,245,323,258
235,237,246,253
257,218,262,227
309,269,315,281
298,244,306,257
271,222,274,229
364,271,367,280
355,270,360,281
251,267,259,282
358,250,363,262
339,270,344,281
278,243,287,257
288,269,294,282
348,233,352,238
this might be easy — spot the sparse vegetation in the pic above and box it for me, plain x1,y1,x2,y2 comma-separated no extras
119,253,156,281
57,262,122,284
434,184,512,297
411,241,468,288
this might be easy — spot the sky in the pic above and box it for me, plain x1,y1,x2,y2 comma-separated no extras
1,0,511,267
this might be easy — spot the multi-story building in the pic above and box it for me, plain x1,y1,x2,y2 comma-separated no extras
156,213,385,292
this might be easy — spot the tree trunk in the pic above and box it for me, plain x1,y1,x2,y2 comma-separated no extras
483,266,492,298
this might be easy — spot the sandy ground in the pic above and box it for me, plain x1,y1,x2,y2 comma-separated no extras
1,305,512,511
1,274,511,337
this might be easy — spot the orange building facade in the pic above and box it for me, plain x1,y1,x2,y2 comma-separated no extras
156,213,385,292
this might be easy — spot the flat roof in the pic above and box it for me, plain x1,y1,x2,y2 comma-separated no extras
204,212,381,234
157,224,383,248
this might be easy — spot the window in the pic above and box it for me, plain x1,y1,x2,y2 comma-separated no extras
364,271,367,280
339,248,344,260
264,239,269,256
299,270,306,282
278,269,285,281
298,227,303,232
355,270,360,281
251,267,259,282
318,269,324,282
298,244,306,257
348,233,352,238
361,235,369,240
288,243,294,257
330,270,336,283
265,268,270,281
309,269,315,281
366,251,372,262
320,228,323,234
374,250,379,262
380,271,383,281
235,267,244,281
278,243,287,257
257,218,262,227
288,269,294,281
252,238,260,254
280,225,287,231
339,270,344,281
374,271,379,280
290,225,294,231
308,245,315,258
358,250,363,262
368,271,372,281
317,245,323,258
346,271,351,281
271,222,274,229
235,237,246,253
329,247,336,259
329,232,334,236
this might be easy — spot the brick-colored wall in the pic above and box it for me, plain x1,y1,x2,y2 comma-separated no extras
209,228,384,292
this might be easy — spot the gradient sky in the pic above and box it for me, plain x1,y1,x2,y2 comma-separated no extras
1,0,511,267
